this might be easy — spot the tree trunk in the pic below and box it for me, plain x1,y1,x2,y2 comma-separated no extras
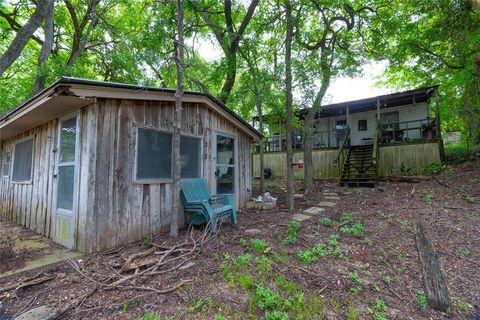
32,0,55,95
413,221,451,312
285,0,294,212
258,106,265,193
171,0,184,237
304,55,331,194
304,82,330,193
219,50,237,104
0,0,53,77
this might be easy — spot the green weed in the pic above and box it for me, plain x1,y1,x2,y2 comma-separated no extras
459,248,472,257
340,222,365,237
284,220,300,245
319,217,333,227
341,212,354,223
251,238,270,253
140,234,153,249
367,299,388,320
464,195,476,203
267,182,280,189
416,290,427,309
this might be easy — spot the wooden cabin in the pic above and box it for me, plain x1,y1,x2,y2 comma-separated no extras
253,86,443,183
0,77,261,253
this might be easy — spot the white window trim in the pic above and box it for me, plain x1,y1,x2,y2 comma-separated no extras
2,150,12,178
11,136,35,184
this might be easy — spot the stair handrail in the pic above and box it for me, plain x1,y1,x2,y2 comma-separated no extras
334,126,350,178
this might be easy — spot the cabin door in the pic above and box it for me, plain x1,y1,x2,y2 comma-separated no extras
213,134,236,200
52,113,80,248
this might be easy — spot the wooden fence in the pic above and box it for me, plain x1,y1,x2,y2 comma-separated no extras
252,142,441,179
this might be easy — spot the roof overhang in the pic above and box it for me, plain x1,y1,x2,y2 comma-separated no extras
0,86,90,140
0,78,262,142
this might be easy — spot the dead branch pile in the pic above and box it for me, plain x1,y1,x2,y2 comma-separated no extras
56,223,218,317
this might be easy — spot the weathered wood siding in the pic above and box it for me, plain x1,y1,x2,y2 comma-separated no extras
253,142,440,180
378,142,441,176
0,121,57,237
0,108,93,251
253,149,338,180
83,98,253,253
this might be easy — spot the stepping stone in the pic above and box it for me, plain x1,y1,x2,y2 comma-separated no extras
294,194,304,199
323,192,338,196
303,207,326,215
292,213,312,222
324,196,340,201
317,201,337,207
15,305,57,320
245,228,263,235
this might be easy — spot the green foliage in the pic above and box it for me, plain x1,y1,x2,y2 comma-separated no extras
422,188,436,205
297,234,343,264
367,299,388,320
423,163,442,175
319,217,332,227
459,248,472,257
416,290,427,309
347,272,363,284
140,311,161,320
400,163,411,175
251,238,270,253
340,212,353,223
140,234,153,249
267,182,280,189
383,276,392,285
340,222,365,238
284,220,300,245
348,305,360,320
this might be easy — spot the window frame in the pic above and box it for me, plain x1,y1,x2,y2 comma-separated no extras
2,150,12,178
11,136,35,184
134,126,174,184
180,134,203,179
358,119,368,132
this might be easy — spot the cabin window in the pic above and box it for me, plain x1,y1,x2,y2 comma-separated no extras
2,151,11,176
358,119,367,132
180,136,201,178
12,138,34,183
136,128,172,181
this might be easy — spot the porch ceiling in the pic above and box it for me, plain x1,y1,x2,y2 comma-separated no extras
0,95,90,140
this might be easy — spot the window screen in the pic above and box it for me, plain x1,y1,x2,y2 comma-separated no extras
136,128,172,180
12,138,34,182
2,151,11,176
358,119,367,131
180,136,201,178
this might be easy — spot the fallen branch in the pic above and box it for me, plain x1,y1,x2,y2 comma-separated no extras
443,205,480,212
0,274,54,293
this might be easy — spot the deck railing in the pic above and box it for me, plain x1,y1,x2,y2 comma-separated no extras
264,129,341,152
379,118,437,145
334,126,350,178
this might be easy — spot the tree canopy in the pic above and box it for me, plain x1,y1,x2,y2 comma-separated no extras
0,0,479,142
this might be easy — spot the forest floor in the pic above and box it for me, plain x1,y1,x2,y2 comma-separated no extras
1,160,480,319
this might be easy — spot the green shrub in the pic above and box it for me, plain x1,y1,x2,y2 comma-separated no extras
423,162,442,174
340,223,365,237
251,238,270,253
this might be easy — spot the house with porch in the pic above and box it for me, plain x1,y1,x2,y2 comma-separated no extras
0,77,261,253
252,86,442,185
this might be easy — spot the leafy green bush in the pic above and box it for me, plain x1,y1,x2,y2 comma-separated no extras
251,238,270,253
416,290,427,309
423,162,442,174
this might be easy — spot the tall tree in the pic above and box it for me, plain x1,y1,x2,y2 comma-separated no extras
297,2,374,194
0,0,54,76
285,0,295,212
171,0,185,237
32,0,55,95
191,0,259,103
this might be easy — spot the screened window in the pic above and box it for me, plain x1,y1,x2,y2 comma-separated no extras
12,138,34,182
136,128,172,181
358,119,367,131
180,136,201,178
2,151,11,176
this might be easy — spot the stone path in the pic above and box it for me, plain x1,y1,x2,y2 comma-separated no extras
292,189,340,222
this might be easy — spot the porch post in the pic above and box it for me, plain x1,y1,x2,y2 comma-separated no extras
328,117,331,147
376,99,380,122
434,87,445,161
346,106,350,126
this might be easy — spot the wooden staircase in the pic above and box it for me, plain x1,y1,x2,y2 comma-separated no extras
340,145,378,187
